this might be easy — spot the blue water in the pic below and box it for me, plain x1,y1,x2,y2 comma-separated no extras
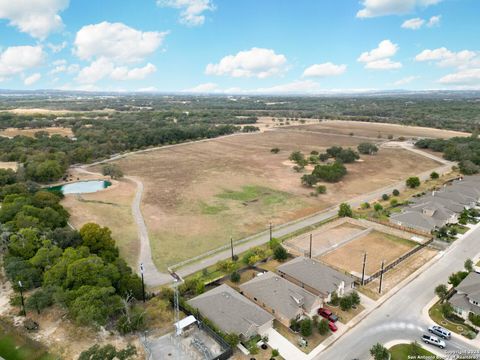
49,180,111,194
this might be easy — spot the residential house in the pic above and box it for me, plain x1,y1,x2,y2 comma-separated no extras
276,257,355,304
187,284,274,339
450,272,480,320
239,271,321,326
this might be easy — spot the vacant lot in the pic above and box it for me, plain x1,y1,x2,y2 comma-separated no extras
0,126,73,138
290,120,470,139
90,129,440,270
285,220,367,257
61,171,139,266
319,231,418,276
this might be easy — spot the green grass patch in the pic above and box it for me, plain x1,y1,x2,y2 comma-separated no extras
0,335,54,360
449,224,469,235
199,201,229,215
389,343,439,360
428,302,477,338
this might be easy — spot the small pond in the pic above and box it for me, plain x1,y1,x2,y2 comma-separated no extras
47,180,112,195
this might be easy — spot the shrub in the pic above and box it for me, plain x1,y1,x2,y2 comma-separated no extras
230,271,240,283
338,203,353,218
390,199,398,207
381,194,389,201
392,189,400,196
224,333,240,347
329,291,340,306
430,171,439,179
374,203,383,212
273,245,288,261
406,176,421,188
340,296,353,311
357,143,379,155
300,318,313,337
270,148,280,154
468,312,480,327
316,185,327,194
317,319,330,335
271,349,280,358
370,343,389,360
361,202,370,209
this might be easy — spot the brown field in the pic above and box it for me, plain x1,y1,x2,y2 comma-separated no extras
319,231,418,276
362,247,437,299
285,221,367,257
61,171,139,266
290,120,470,139
0,126,74,138
87,129,440,270
0,161,18,170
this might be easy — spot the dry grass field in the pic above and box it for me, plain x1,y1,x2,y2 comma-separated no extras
61,171,139,266
319,231,418,276
0,126,73,138
290,120,470,139
89,128,440,270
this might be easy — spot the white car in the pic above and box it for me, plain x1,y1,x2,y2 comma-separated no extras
422,334,446,349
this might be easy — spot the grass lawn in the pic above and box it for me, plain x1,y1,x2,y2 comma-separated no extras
449,224,469,235
389,343,439,360
324,304,365,324
273,320,331,354
0,335,54,360
429,302,477,338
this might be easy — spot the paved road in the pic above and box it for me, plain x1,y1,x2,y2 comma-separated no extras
315,224,480,360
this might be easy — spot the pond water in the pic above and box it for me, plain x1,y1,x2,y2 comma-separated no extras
48,180,112,195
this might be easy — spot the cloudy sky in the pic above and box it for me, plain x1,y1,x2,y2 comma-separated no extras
0,0,479,93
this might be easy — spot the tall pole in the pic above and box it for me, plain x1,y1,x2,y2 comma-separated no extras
378,260,385,294
230,236,234,261
18,281,26,316
309,234,313,258
140,263,146,303
361,252,367,286
269,222,273,242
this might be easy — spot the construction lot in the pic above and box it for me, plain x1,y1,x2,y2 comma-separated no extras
88,128,441,270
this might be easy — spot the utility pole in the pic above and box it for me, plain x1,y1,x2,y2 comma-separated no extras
378,260,385,294
140,263,146,303
230,236,234,261
361,252,367,286
309,234,313,258
269,222,273,242
18,281,26,316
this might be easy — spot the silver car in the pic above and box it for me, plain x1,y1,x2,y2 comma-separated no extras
422,334,446,349
428,325,451,339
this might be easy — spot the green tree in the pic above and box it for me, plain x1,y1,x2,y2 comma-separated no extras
430,171,439,179
300,318,313,337
230,271,240,283
374,203,383,212
464,258,474,272
316,185,327,194
78,344,137,360
440,302,454,318
392,189,400,196
357,143,379,155
317,319,330,335
273,245,288,261
370,343,389,360
340,296,353,311
79,223,118,261
301,174,318,187
102,164,123,180
350,291,361,306
434,284,448,302
338,203,353,218
25,287,56,314
406,176,421,188
448,271,468,287
312,162,347,183
381,194,389,201
289,151,305,164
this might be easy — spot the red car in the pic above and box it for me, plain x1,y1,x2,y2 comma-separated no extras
328,321,338,332
318,308,339,323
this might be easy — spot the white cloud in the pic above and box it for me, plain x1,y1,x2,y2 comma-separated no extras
24,73,41,86
185,82,219,92
0,46,45,79
74,22,168,63
47,41,68,53
393,76,419,86
110,63,156,80
439,68,480,85
357,0,442,18
49,62,79,75
76,58,157,84
205,48,287,78
302,62,347,77
427,15,441,27
415,47,477,68
0,0,69,39
136,86,158,92
157,0,214,26
254,80,320,94
401,18,425,30
358,40,402,70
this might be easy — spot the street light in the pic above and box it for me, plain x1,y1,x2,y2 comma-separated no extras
18,281,26,316
140,263,146,303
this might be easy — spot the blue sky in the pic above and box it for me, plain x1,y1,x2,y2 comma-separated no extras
0,0,478,93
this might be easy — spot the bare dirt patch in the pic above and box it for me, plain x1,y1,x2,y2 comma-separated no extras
0,161,18,170
0,127,74,138
291,120,470,139
362,247,438,300
89,130,440,270
319,231,417,276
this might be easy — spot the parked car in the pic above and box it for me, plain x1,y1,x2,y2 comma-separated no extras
328,321,338,332
428,325,451,339
318,308,339,322
422,334,446,349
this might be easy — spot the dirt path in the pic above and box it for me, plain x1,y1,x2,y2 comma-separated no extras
74,167,172,287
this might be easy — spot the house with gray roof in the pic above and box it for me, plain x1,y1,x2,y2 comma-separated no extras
390,211,439,233
239,271,321,326
450,272,480,320
411,193,465,214
187,284,274,339
276,257,355,303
